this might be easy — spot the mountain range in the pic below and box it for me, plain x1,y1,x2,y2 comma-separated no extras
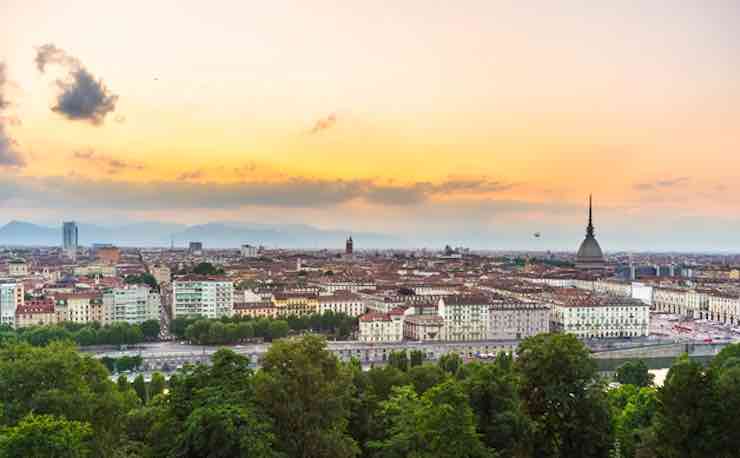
0,221,405,249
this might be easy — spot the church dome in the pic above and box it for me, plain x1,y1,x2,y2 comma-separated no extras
575,195,606,269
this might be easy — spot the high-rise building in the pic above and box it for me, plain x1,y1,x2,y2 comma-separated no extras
172,276,234,318
0,280,24,328
241,244,258,258
62,221,79,259
345,236,353,255
188,242,203,256
103,285,161,324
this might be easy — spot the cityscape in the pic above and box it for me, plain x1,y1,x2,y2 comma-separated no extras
2,1,739,457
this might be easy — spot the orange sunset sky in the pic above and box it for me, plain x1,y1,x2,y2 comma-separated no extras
1,1,739,250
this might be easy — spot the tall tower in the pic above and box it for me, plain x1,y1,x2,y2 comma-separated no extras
62,221,78,260
345,236,353,256
575,195,605,270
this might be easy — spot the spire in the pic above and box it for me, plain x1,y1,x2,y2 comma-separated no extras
586,194,595,238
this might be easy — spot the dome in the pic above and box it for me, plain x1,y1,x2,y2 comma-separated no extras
576,195,606,269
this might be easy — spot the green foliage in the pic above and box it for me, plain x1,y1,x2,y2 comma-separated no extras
608,385,657,458
191,262,225,276
124,273,159,290
438,352,463,376
516,333,612,458
0,414,93,458
3,321,152,348
132,374,148,404
140,320,161,341
616,360,654,387
255,335,359,458
388,350,409,372
149,372,167,399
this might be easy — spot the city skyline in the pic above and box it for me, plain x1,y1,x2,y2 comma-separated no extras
1,1,739,251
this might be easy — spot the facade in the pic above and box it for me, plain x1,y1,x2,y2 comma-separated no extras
150,265,171,285
488,300,550,340
103,285,161,324
7,259,29,277
575,196,606,270
62,221,79,259
403,314,443,341
234,301,278,318
551,293,650,339
240,244,258,258
15,299,57,328
54,293,102,324
0,281,24,328
188,242,203,255
438,295,489,341
172,277,234,318
74,264,117,277
318,293,366,317
708,293,740,325
272,292,319,317
358,308,405,342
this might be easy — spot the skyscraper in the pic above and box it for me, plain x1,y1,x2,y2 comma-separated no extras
62,221,78,259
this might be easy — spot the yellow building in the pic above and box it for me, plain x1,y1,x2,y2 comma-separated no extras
272,292,319,317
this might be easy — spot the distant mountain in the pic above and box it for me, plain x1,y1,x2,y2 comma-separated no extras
0,220,404,249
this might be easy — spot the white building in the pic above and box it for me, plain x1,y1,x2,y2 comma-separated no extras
551,293,649,339
103,285,161,324
149,265,171,285
240,244,258,258
403,314,444,341
172,276,234,319
0,281,24,328
438,295,489,341
318,293,366,317
358,308,406,342
488,300,550,340
708,292,740,325
314,281,376,295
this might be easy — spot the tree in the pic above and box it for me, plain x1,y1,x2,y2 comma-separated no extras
409,349,425,367
608,385,657,458
408,364,446,395
192,262,225,276
140,320,160,341
462,361,531,457
149,372,167,399
133,374,148,404
124,273,158,290
438,353,463,376
369,381,492,458
255,335,359,458
0,414,93,458
388,350,409,372
616,360,654,387
652,355,720,457
516,333,612,458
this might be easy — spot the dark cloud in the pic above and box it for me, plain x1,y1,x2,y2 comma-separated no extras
72,149,144,174
634,176,690,191
0,62,25,168
0,175,511,209
310,113,337,133
35,44,118,125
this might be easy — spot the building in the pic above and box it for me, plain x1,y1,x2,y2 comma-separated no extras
345,236,353,255
575,196,606,270
272,292,319,317
7,259,28,277
708,292,740,325
403,314,443,341
96,246,121,265
234,301,277,319
438,295,490,341
550,292,649,339
188,242,203,256
15,299,57,328
53,292,103,324
358,308,405,342
0,281,24,328
74,264,117,277
318,292,366,317
103,285,161,324
62,221,79,260
488,300,550,340
149,265,171,285
240,244,258,258
172,276,234,319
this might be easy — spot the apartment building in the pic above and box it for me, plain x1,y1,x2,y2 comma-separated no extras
172,276,234,319
550,291,649,339
437,295,489,341
0,281,24,328
103,285,161,324
15,299,57,328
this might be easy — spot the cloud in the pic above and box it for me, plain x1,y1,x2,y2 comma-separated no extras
0,62,25,168
72,149,144,174
310,113,337,133
177,169,206,181
634,176,690,191
35,44,118,125
0,174,512,210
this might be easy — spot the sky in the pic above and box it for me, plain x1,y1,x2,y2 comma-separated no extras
1,0,739,251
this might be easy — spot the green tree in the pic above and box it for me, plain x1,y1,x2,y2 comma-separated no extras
516,333,613,458
255,335,359,458
140,320,161,341
608,385,657,458
616,360,654,387
192,262,225,276
409,349,425,367
133,374,148,404
408,364,446,395
652,355,720,457
0,414,93,458
438,353,463,376
388,350,409,372
149,372,167,399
